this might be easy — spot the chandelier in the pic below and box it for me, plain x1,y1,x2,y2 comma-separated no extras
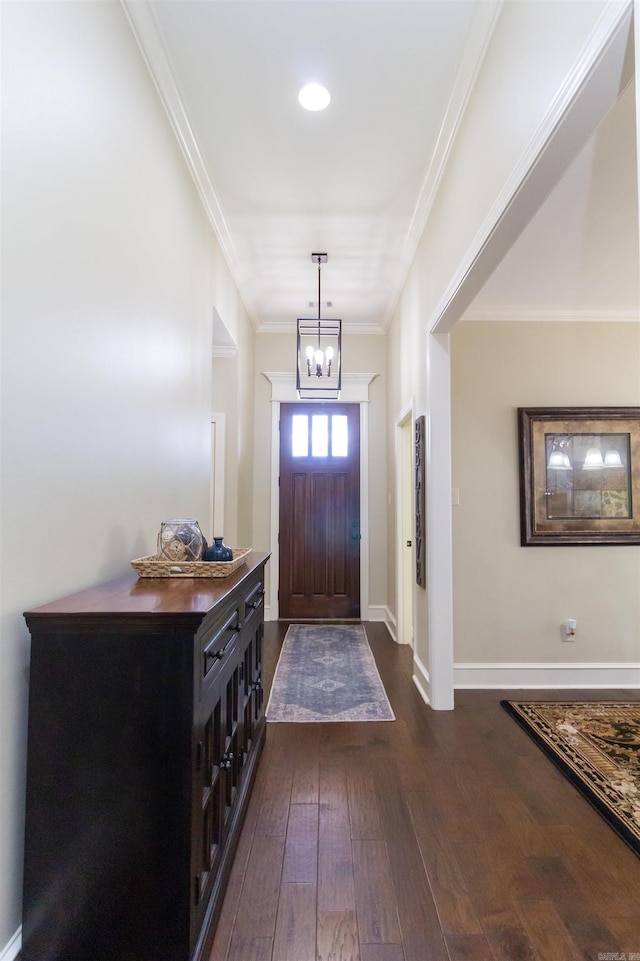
296,253,342,400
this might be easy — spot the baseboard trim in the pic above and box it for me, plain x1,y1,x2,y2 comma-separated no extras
0,927,21,961
383,606,398,642
365,606,400,642
454,662,640,689
412,654,431,705
365,604,388,623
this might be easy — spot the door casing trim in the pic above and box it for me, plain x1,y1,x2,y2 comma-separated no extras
395,402,415,647
263,372,377,620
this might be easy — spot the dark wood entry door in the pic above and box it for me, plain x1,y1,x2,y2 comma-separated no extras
279,403,360,619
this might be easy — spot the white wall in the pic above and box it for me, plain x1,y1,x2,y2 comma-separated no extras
468,80,638,317
385,0,633,707
211,344,257,551
451,321,640,684
385,262,426,624
0,1,227,950
425,0,618,329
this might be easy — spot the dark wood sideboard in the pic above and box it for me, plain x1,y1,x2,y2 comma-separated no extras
22,552,270,961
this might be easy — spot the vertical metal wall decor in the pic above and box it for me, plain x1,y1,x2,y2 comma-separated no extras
415,415,426,588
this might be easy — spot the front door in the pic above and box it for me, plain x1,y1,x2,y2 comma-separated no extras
279,403,360,618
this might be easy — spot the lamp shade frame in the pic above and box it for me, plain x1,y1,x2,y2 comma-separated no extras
296,318,342,400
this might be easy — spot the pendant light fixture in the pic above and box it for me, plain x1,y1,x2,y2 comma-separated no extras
296,254,342,400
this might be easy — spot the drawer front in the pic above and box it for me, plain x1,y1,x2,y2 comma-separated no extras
243,575,265,621
199,602,241,693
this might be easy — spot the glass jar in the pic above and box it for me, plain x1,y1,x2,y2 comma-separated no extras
157,519,206,562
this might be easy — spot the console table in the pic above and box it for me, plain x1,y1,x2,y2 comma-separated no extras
22,552,269,961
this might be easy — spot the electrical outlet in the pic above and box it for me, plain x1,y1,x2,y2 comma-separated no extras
561,619,577,641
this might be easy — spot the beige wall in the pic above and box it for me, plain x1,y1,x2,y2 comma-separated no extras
0,2,227,949
451,321,640,666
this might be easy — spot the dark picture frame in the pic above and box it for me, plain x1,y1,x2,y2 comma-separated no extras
518,407,640,546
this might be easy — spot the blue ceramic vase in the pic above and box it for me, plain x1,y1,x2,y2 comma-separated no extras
204,536,233,562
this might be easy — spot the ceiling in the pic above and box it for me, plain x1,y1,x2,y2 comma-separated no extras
125,1,638,337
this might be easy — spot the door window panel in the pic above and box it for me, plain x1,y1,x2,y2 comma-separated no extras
331,415,348,457
291,413,349,458
312,415,329,457
292,415,309,457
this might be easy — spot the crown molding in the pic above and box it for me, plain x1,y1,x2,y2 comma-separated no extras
120,0,256,326
212,346,238,358
461,305,640,323
380,0,503,334
400,1,504,266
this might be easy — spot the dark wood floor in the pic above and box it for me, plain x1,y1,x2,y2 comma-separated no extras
210,621,640,961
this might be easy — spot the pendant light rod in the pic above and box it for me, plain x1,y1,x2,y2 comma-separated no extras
296,253,341,399
312,253,327,323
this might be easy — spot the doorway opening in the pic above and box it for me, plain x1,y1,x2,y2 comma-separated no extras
278,403,360,619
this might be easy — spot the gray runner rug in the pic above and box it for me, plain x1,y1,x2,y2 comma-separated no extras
266,623,395,722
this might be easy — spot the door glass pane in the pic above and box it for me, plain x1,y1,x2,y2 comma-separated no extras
311,415,329,457
332,415,348,457
292,415,308,457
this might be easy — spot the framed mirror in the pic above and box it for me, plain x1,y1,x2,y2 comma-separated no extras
518,407,640,545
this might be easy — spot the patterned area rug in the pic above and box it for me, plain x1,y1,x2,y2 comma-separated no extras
502,700,640,856
266,624,395,722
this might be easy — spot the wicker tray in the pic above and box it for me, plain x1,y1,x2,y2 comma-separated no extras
131,548,251,578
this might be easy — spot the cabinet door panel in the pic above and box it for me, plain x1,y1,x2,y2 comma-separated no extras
222,665,242,832
241,620,264,761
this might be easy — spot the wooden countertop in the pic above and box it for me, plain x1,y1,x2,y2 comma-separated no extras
24,551,270,630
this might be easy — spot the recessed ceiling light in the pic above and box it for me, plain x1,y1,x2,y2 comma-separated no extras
298,83,331,112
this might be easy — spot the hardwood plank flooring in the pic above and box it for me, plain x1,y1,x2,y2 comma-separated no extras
210,622,640,961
